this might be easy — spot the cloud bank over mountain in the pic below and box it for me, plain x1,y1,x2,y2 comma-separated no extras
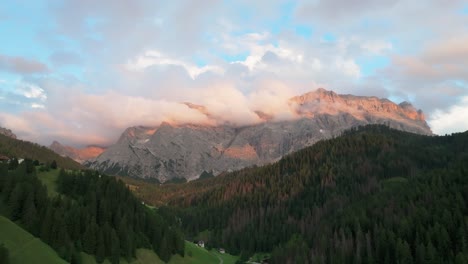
0,0,467,146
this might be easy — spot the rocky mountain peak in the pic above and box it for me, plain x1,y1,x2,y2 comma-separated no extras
117,126,157,144
290,88,427,124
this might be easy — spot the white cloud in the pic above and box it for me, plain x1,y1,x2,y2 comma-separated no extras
15,82,47,101
125,50,224,79
429,96,468,135
362,40,393,55
335,58,361,78
31,103,45,109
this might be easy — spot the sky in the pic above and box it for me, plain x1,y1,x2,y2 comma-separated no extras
0,0,467,147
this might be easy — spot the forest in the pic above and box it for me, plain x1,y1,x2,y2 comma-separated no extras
0,161,184,263
143,125,468,264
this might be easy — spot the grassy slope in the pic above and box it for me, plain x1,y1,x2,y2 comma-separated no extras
0,216,67,264
81,241,238,264
37,169,60,197
170,241,219,264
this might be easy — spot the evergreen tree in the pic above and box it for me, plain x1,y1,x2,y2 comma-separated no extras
0,243,9,264
110,229,120,264
8,158,18,170
21,190,38,234
50,160,57,170
96,230,105,263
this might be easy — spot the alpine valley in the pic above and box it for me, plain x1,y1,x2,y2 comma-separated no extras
81,88,431,182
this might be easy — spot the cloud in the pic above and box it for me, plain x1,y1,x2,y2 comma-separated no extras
2,0,468,145
49,51,83,66
125,50,224,79
429,96,468,134
361,40,393,55
15,82,47,101
423,36,468,65
296,0,399,25
4,74,315,147
0,55,49,74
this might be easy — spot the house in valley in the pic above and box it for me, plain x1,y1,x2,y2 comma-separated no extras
0,155,9,163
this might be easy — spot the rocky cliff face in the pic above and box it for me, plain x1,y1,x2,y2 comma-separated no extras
0,127,17,139
50,141,106,163
85,88,431,182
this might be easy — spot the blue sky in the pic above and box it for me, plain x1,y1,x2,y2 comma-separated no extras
0,0,467,145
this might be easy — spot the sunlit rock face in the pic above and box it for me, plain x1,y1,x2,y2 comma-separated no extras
85,88,432,182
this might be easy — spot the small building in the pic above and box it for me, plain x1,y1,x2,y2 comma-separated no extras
0,155,9,163
18,158,24,164
218,248,225,254
197,240,205,248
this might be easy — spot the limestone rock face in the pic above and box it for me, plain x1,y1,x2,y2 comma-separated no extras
85,88,432,182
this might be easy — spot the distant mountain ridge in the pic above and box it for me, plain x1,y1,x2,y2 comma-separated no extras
0,127,16,139
0,129,82,170
49,141,106,163
85,88,432,182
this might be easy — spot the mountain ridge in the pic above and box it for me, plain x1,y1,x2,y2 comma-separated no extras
85,88,432,182
0,127,17,139
49,141,106,163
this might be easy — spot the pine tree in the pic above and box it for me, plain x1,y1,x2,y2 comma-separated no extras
0,243,10,264
110,229,120,264
50,160,57,170
21,191,38,234
83,223,97,254
8,184,24,220
8,158,18,170
96,230,105,263
415,243,426,264
40,204,53,243
455,252,467,264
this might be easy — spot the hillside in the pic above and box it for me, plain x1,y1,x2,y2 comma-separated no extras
86,88,431,182
0,161,185,264
0,133,82,170
123,125,468,263
0,215,67,264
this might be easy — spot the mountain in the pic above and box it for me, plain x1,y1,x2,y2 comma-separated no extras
0,127,16,139
126,125,468,263
49,141,106,163
86,88,432,182
0,131,82,170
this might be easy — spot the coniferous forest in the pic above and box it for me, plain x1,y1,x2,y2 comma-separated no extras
0,162,184,263
145,125,468,264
